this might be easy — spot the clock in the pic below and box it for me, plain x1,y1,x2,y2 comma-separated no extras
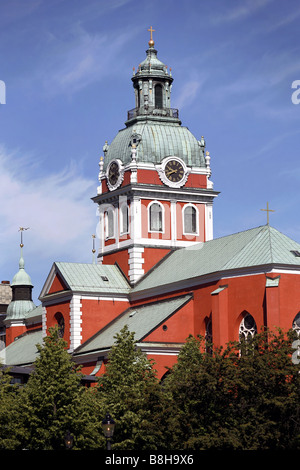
164,159,185,183
157,157,189,188
106,160,124,191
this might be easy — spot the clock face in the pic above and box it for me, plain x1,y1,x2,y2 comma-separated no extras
108,161,120,186
164,159,185,183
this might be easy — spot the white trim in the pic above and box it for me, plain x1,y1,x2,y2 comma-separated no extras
182,203,199,236
100,237,201,253
205,203,213,241
130,197,142,240
42,306,47,337
104,207,115,240
78,295,129,301
69,295,82,352
128,246,145,283
171,200,177,242
119,201,129,235
148,200,165,233
106,159,124,191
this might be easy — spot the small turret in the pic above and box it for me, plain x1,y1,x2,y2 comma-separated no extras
5,228,36,321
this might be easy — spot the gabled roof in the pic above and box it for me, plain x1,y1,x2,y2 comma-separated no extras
0,329,43,366
132,225,300,295
73,294,192,356
40,262,131,299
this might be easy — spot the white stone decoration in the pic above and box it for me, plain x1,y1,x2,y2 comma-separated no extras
156,156,190,188
106,159,125,191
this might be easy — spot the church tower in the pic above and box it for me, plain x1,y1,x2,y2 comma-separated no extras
93,29,218,283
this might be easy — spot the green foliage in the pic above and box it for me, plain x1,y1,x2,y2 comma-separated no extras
19,326,104,450
96,325,165,450
162,329,300,450
0,326,299,450
0,366,26,449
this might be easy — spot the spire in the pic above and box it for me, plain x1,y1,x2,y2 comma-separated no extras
6,227,36,321
127,27,178,125
11,227,32,287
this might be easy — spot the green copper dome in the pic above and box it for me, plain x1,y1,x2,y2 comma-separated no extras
11,254,33,287
6,248,36,321
102,40,206,171
6,300,36,319
104,121,205,169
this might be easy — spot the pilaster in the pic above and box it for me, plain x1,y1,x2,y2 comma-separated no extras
69,295,82,352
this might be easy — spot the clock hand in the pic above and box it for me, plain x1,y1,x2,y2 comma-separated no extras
166,169,177,176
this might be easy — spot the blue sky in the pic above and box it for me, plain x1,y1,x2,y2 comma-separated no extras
1,0,300,303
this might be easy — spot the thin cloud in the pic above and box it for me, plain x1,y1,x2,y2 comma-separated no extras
34,24,139,97
0,144,95,266
212,0,275,24
173,78,205,109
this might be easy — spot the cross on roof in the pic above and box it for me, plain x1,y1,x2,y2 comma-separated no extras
148,26,155,46
260,202,275,225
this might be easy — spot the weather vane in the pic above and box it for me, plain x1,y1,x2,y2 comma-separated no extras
92,234,96,264
260,202,275,225
18,227,30,247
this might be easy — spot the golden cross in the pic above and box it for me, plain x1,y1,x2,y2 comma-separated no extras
260,202,275,225
148,26,155,42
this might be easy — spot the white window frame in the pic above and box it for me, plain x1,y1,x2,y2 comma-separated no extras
104,207,115,239
120,203,129,235
148,200,165,233
239,313,257,342
182,203,199,236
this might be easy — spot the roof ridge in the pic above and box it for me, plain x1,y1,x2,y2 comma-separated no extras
266,224,274,264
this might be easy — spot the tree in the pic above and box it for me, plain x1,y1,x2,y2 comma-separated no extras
163,330,300,450
162,335,243,450
20,326,104,450
96,325,165,450
232,328,300,449
0,365,26,449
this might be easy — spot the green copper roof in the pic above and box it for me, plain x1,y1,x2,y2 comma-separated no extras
103,121,205,170
11,253,33,287
74,294,192,355
0,330,43,366
137,46,170,78
132,225,300,294
50,262,130,295
6,300,36,319
102,42,205,171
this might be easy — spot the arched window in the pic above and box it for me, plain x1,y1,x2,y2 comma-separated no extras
239,313,257,342
120,204,129,234
183,205,198,234
55,312,65,338
205,318,213,354
155,84,163,108
292,312,300,338
149,202,163,232
104,208,114,239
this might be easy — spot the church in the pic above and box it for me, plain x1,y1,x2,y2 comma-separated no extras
1,30,300,383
